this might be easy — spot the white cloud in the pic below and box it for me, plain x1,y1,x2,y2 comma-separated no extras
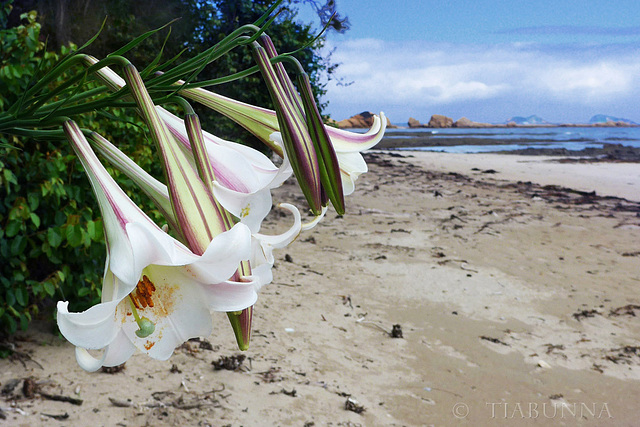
535,62,635,98
321,39,640,122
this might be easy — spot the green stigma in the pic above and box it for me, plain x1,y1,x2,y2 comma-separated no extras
135,317,156,338
128,295,156,338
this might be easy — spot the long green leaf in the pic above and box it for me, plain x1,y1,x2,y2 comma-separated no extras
140,26,173,79
253,0,282,27
108,18,179,58
77,16,108,52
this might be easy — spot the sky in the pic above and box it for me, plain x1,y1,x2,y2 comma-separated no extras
294,0,640,124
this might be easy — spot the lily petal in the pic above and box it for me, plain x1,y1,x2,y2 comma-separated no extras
102,329,137,367
75,348,108,373
251,203,302,290
60,120,258,370
57,300,121,350
212,182,273,233
335,151,368,196
123,64,232,252
87,132,179,236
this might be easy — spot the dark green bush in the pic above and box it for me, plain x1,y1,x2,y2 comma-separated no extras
0,5,163,336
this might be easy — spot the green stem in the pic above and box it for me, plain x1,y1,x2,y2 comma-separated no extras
128,295,142,323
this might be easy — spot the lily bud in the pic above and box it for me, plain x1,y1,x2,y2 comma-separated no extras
252,43,323,215
296,72,345,214
227,307,253,351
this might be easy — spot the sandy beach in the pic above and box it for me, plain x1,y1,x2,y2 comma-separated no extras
2,150,639,426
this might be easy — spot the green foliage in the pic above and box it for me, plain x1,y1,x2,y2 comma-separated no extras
0,6,54,112
0,4,164,337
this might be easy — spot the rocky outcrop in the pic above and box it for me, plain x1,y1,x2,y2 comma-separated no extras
337,111,393,128
337,111,374,128
428,114,454,128
453,117,492,128
589,114,637,125
408,117,424,128
507,115,549,125
593,120,636,127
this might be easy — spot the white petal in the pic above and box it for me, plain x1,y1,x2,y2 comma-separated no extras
158,107,286,193
189,223,252,283
100,267,134,305
251,204,302,290
212,182,273,233
126,221,196,275
74,329,136,372
75,347,107,372
64,122,179,286
249,266,273,291
211,134,279,174
203,141,266,193
341,170,356,196
253,204,301,252
301,206,328,231
205,277,259,311
269,131,284,149
337,152,368,196
329,112,387,152
270,148,294,188
57,300,120,350
102,329,137,367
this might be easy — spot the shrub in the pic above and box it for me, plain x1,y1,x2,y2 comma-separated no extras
0,5,163,336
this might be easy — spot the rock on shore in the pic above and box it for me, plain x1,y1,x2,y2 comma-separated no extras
408,117,425,128
427,114,454,128
336,111,393,128
337,111,639,129
453,117,493,128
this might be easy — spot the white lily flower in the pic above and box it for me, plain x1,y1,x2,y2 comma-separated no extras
57,121,257,371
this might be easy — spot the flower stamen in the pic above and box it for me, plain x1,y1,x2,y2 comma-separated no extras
132,275,156,308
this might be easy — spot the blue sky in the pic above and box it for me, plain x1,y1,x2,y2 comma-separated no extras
294,0,640,124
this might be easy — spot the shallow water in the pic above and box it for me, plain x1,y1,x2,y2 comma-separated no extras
378,126,640,153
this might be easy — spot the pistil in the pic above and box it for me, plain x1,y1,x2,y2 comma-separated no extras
128,295,155,338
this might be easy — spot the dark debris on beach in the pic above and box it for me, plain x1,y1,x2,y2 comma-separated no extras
500,143,640,162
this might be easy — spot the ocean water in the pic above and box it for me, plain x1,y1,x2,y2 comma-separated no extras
378,126,640,153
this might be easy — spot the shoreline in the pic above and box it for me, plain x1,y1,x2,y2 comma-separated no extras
375,127,640,161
